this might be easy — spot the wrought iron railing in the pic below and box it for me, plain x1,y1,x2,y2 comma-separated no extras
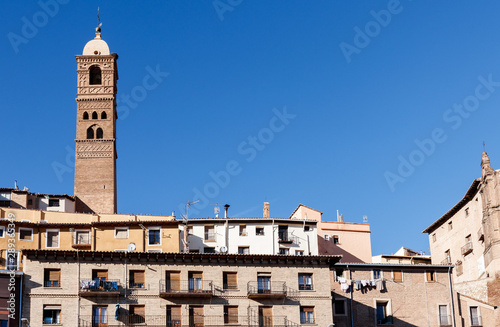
79,279,121,293
159,280,214,295
278,231,298,244
247,281,287,296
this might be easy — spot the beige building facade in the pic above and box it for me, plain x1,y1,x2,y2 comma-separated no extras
22,250,338,326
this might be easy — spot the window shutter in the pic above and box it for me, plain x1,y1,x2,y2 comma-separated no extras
49,270,60,282
169,272,181,290
135,271,145,284
115,228,127,239
227,273,237,289
171,306,181,318
192,306,204,324
393,271,402,282
192,272,203,280
227,306,238,323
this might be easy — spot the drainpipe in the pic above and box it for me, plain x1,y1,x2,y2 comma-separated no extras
225,219,229,251
448,266,456,327
19,273,23,327
348,264,353,327
272,219,275,254
77,249,80,325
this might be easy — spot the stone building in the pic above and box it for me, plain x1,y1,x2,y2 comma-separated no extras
423,152,500,326
21,250,338,326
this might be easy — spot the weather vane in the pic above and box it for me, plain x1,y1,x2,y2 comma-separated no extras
483,141,486,152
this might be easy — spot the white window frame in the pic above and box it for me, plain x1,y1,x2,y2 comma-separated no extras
18,227,33,241
324,235,330,241
148,226,161,246
147,249,162,253
372,269,383,279
45,229,60,249
333,299,348,316
74,229,91,245
437,303,451,326
114,227,129,239
469,305,481,326
0,226,5,238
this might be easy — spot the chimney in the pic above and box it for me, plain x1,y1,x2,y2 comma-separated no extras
14,180,19,190
224,204,230,218
263,202,270,218
337,210,343,222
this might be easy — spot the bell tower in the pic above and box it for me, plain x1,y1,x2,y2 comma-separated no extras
74,26,118,214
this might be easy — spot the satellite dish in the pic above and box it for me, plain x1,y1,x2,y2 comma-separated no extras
128,243,136,251
220,246,228,253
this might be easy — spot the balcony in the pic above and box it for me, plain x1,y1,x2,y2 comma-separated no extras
377,316,393,325
79,279,121,297
72,235,91,249
278,231,298,244
159,280,213,298
461,242,473,256
441,257,451,265
204,232,216,242
79,315,299,327
247,281,287,299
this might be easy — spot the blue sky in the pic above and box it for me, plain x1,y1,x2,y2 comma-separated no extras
2,1,500,257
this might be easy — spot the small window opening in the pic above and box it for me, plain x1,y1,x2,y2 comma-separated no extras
96,128,103,139
83,112,89,120
87,127,94,139
89,66,102,85
101,111,107,119
92,111,98,119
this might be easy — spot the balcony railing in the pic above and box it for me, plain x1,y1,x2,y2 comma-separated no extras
247,281,287,299
278,231,298,244
72,234,91,248
204,232,216,242
377,316,393,325
439,315,452,326
441,257,451,265
461,242,473,256
159,280,213,298
79,279,122,296
79,315,298,327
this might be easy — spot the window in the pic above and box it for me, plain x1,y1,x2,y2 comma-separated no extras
92,269,108,281
48,199,59,207
0,226,4,238
466,234,472,243
256,227,264,235
298,273,313,290
87,126,94,139
439,305,450,325
115,227,128,239
187,225,193,235
92,111,98,119
470,306,481,326
300,306,315,324
373,269,382,280
96,128,103,139
223,272,237,290
189,306,204,327
204,225,215,241
448,221,453,231
204,247,215,253
456,261,463,276
188,272,203,291
27,199,33,205
426,271,436,282
148,227,161,245
129,305,145,324
239,224,247,236
432,233,436,242
101,111,107,119
295,250,304,255
279,248,289,255
43,305,61,324
89,65,102,85
324,234,330,241
166,271,181,291
257,273,271,292
75,230,91,245
44,269,60,287
166,306,181,326
376,301,392,325
304,225,311,231
93,306,108,326
46,229,60,248
444,249,451,264
335,269,345,281
238,246,249,254
393,271,402,283
224,306,238,324
83,111,89,120
334,299,346,316
129,270,145,288
465,208,470,217
189,249,199,253
19,228,33,241
333,235,340,244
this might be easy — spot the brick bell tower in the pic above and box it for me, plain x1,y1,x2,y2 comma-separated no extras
74,26,118,214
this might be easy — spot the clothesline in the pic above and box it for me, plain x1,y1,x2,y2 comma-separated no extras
336,276,385,293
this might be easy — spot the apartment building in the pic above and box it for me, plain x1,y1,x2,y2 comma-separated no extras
0,188,74,213
372,246,432,264
290,204,372,262
423,152,500,326
21,249,338,326
180,216,318,255
331,263,457,327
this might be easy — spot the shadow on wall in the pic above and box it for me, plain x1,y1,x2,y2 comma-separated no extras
317,235,365,263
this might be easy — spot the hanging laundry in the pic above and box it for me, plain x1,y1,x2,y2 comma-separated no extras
361,280,367,287
355,280,362,290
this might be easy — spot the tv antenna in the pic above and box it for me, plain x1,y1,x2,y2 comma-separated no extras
363,215,368,223
181,200,199,223
211,202,221,218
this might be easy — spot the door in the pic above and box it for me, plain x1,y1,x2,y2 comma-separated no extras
167,306,181,327
189,306,204,327
189,272,203,292
259,306,272,327
92,306,108,327
257,276,271,293
278,225,288,241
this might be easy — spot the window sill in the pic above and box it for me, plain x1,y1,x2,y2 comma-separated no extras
298,289,316,292
44,286,62,289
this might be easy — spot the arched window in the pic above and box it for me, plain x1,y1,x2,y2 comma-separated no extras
87,127,94,139
89,66,102,85
96,128,103,139
101,111,107,119
92,111,98,119
83,112,89,120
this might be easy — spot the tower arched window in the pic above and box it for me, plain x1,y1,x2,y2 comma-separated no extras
89,65,102,85
83,112,89,120
96,128,103,139
87,127,94,139
101,111,107,119
92,111,98,119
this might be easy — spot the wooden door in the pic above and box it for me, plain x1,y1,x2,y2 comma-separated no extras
93,306,108,327
167,306,181,327
189,306,204,327
167,271,180,291
259,306,272,327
